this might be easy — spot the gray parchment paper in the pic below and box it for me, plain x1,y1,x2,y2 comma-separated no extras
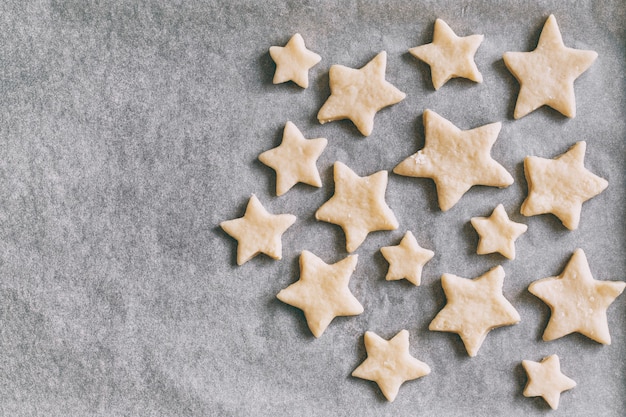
1,1,625,416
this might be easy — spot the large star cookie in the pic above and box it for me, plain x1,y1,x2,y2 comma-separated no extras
394,109,513,211
276,251,363,338
528,249,625,344
220,195,296,265
258,121,327,196
503,14,597,119
316,162,399,253
317,52,406,136
521,141,608,230
269,33,321,88
380,231,434,286
409,18,483,90
522,354,576,410
352,330,431,402
470,204,527,260
429,266,520,357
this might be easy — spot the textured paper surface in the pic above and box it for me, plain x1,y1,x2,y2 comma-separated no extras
1,1,625,416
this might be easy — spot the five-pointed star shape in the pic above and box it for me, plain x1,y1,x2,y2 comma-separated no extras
394,109,514,211
258,121,328,196
352,330,431,402
429,266,520,357
521,141,608,230
317,51,406,136
315,161,399,253
276,251,363,338
220,195,296,265
269,33,321,88
503,14,597,119
409,18,484,90
528,248,626,344
380,231,434,286
522,354,576,410
470,204,528,260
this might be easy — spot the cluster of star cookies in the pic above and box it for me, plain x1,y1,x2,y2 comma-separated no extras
221,15,625,408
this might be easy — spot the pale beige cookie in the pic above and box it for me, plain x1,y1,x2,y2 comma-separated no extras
521,141,608,230
522,354,576,410
276,251,363,338
269,33,321,88
352,330,431,402
429,266,520,357
394,109,513,211
528,249,626,344
470,204,527,260
315,162,399,253
258,121,327,196
409,18,483,90
503,14,597,119
317,52,406,136
380,231,434,286
220,195,296,265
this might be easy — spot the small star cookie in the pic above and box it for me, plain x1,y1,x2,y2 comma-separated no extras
521,141,608,230
528,248,626,344
503,14,597,119
429,266,520,357
317,51,406,136
352,330,431,402
220,195,296,265
394,109,513,211
380,231,434,286
269,33,321,88
470,204,527,260
276,251,363,338
522,354,576,410
258,121,327,196
409,18,483,90
315,162,399,253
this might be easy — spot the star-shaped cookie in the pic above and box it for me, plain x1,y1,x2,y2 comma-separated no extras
258,121,327,196
528,249,626,344
409,18,483,90
503,14,597,119
429,266,520,357
521,141,608,230
380,231,434,286
276,251,363,338
220,195,296,265
352,330,431,402
522,354,576,410
269,33,321,88
394,109,513,211
315,162,399,253
470,204,527,260
317,51,406,136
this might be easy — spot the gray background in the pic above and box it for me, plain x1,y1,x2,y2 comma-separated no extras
1,1,625,416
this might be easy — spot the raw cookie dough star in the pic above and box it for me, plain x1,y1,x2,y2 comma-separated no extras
394,109,513,211
521,141,608,230
528,248,626,344
429,266,520,357
258,121,328,196
317,51,406,136
409,18,483,90
522,354,576,410
470,204,527,260
276,251,363,338
503,14,597,119
380,231,434,286
352,330,431,402
269,33,321,88
220,195,296,265
315,162,399,253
